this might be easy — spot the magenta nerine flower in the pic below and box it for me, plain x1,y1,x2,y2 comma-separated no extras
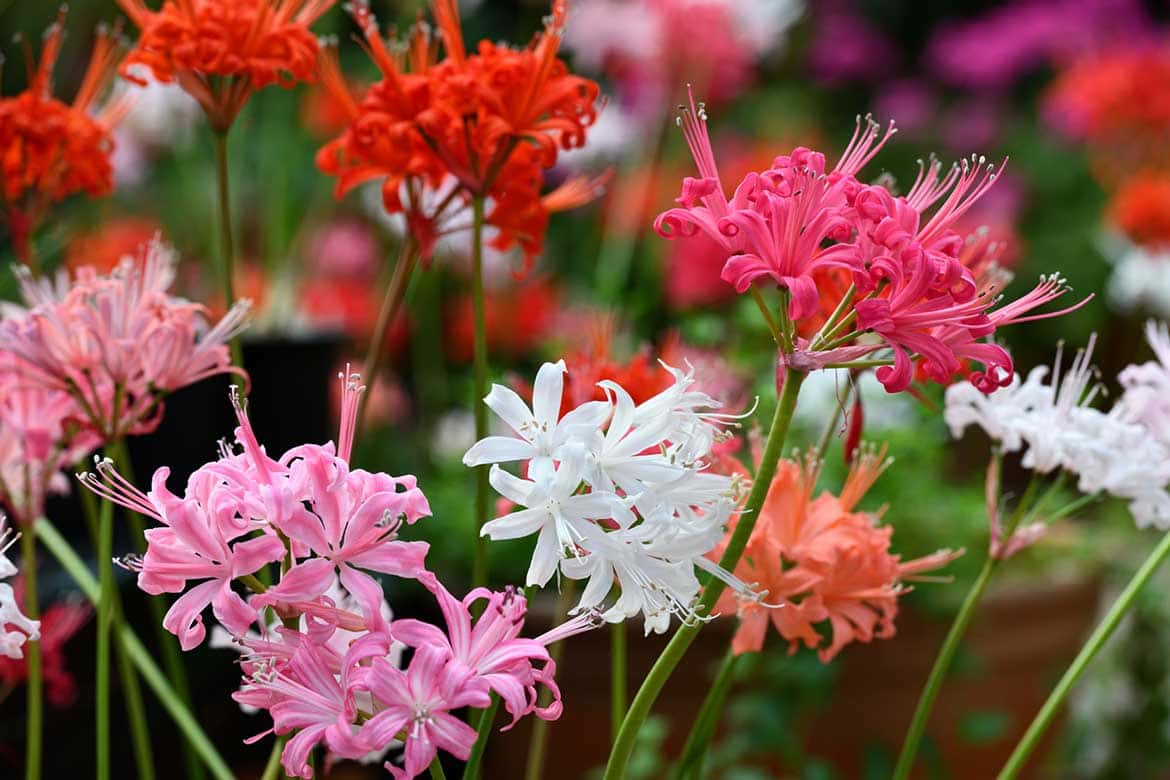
656,92,1088,393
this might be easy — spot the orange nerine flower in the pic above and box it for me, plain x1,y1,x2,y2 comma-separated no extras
0,11,127,264
714,447,961,662
116,0,337,130
317,0,602,270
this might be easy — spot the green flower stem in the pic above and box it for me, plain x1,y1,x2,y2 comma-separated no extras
359,239,418,426
116,624,156,780
470,194,490,590
998,529,1170,779
34,517,234,780
212,128,243,377
524,582,578,780
20,525,42,780
109,439,202,780
463,696,499,780
611,621,626,743
96,451,115,780
750,286,785,350
672,647,741,780
259,736,285,780
892,553,999,780
892,471,1045,780
603,370,806,780
429,756,448,780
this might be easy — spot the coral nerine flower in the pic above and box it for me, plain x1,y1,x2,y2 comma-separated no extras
0,517,40,659
714,449,958,661
946,334,1170,529
467,359,753,634
0,10,128,264
655,92,1086,394
0,238,250,440
316,0,602,269
116,0,337,130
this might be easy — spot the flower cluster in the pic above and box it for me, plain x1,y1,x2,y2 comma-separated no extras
466,359,750,634
0,10,128,262
655,92,1085,394
0,516,39,660
82,372,590,778
946,330,1170,528
714,447,959,661
316,0,602,269
117,0,337,130
0,238,250,440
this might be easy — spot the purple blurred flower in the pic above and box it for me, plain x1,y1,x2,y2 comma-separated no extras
926,0,1154,91
871,79,935,135
808,0,897,85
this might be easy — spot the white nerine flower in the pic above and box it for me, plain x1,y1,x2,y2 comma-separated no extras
463,361,610,483
467,360,749,634
945,335,1170,529
0,516,40,659
1116,321,1170,449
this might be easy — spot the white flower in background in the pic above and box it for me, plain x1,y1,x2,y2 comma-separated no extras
1117,321,1170,448
0,517,39,659
1105,243,1170,318
467,360,749,634
946,335,1170,528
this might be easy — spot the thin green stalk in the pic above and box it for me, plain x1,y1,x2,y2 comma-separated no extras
115,626,156,780
20,526,42,780
673,648,740,780
260,736,285,780
892,554,998,780
603,371,806,780
813,377,855,460
358,240,417,426
611,621,626,743
470,194,490,590
463,697,499,780
429,756,448,780
79,457,157,780
110,439,201,780
749,286,785,350
35,517,234,780
525,581,577,780
998,529,1170,779
96,449,115,780
892,472,1046,780
212,129,243,376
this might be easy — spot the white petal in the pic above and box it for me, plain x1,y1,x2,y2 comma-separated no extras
462,436,537,467
532,360,567,429
484,384,535,437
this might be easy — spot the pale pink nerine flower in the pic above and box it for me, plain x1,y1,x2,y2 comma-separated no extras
0,354,101,525
0,238,250,438
392,577,599,729
655,92,1086,393
360,644,492,780
234,631,392,779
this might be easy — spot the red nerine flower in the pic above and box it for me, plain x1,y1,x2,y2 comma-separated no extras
0,579,90,707
116,0,337,130
317,0,603,270
0,10,128,264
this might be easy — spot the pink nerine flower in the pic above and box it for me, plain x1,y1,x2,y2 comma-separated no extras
236,632,390,779
393,578,597,728
359,645,492,780
0,238,250,439
80,370,433,650
80,459,286,650
0,353,101,525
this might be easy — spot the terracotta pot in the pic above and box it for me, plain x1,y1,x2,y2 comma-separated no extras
480,575,1100,779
